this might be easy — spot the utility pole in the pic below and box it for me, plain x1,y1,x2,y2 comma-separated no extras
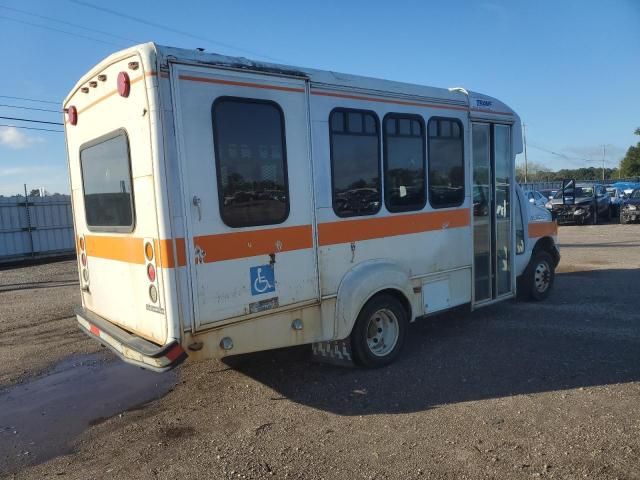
602,144,606,182
523,123,528,183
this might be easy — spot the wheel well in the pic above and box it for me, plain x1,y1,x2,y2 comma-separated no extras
533,236,560,267
373,288,412,321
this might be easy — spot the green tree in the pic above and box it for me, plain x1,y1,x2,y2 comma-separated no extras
620,128,640,177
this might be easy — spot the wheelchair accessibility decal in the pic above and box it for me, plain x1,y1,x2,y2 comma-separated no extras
250,265,276,296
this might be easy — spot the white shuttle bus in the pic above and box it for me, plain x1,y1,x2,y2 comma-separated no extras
64,43,560,370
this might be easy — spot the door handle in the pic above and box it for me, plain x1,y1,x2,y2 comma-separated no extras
192,195,202,221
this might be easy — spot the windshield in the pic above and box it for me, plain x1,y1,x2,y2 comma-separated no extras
554,186,594,199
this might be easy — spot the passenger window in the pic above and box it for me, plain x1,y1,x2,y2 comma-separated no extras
516,193,525,254
212,98,289,228
383,114,426,212
80,130,135,231
427,118,465,208
329,109,381,217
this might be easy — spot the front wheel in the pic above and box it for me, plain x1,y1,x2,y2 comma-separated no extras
525,251,555,301
591,205,598,225
350,294,408,368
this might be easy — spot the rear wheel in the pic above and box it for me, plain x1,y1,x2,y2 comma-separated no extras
525,251,555,301
350,294,408,368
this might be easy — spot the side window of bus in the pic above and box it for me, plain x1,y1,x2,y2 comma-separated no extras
383,114,426,212
516,193,525,254
80,130,135,232
212,97,289,228
329,109,381,217
427,118,464,208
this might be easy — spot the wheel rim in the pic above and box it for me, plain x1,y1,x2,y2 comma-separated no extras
365,308,399,357
534,260,551,293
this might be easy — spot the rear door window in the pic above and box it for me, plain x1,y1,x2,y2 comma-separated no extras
212,97,289,228
80,130,135,231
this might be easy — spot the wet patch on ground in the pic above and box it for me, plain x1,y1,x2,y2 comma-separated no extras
0,352,177,475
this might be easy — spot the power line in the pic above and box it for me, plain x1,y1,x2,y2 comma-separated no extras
0,4,140,44
0,104,61,114
0,15,125,47
0,123,63,133
0,116,63,126
0,95,59,105
68,0,284,62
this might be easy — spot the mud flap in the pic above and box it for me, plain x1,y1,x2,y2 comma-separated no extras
311,338,355,367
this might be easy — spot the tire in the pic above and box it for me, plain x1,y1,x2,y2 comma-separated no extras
604,204,611,221
591,205,598,225
350,293,408,368
525,251,555,301
620,214,628,225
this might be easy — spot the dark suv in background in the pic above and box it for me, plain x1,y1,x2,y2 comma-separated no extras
549,183,610,225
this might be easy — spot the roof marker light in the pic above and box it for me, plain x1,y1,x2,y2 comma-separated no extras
98,74,107,82
117,71,130,97
89,81,97,88
81,87,89,94
128,61,139,70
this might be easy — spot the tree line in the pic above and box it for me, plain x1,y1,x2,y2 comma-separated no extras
517,128,640,183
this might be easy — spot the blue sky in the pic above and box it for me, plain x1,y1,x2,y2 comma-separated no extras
0,0,638,195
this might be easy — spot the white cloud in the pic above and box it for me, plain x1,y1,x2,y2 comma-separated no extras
0,127,44,150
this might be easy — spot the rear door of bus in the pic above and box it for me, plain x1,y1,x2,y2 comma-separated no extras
170,64,318,329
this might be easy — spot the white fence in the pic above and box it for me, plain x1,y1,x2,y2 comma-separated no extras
0,195,75,263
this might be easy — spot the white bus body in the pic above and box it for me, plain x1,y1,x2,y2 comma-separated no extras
64,43,559,370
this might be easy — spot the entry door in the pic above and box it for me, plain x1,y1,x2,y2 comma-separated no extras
171,64,319,328
472,123,513,304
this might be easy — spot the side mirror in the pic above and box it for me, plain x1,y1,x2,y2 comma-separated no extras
562,179,575,205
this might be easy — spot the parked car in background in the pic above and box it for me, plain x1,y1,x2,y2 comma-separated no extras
620,189,640,224
548,183,610,225
524,190,548,208
611,181,640,196
605,186,626,218
539,189,558,200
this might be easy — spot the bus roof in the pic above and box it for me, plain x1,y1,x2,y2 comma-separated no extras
64,43,519,122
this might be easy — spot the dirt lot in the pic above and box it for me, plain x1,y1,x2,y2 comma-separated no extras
2,224,640,479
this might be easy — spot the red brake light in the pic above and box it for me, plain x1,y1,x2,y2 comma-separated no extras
147,263,156,282
67,106,77,126
117,71,130,97
81,253,87,266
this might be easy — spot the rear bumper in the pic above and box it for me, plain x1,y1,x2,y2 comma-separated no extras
75,306,187,372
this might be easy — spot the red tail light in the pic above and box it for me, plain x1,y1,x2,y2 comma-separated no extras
81,253,87,266
117,72,130,97
147,263,156,282
67,106,78,125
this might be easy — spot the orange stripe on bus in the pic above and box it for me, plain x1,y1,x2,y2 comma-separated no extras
311,90,513,116
312,90,468,112
85,235,145,264
175,237,187,266
318,208,470,246
178,75,305,93
156,238,187,268
528,221,557,238
194,225,313,263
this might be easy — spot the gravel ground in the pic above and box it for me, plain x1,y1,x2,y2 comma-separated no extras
0,259,99,385
2,224,640,480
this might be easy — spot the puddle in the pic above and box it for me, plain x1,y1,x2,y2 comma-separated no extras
0,353,177,475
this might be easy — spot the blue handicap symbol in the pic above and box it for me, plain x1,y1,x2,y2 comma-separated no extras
250,265,275,296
